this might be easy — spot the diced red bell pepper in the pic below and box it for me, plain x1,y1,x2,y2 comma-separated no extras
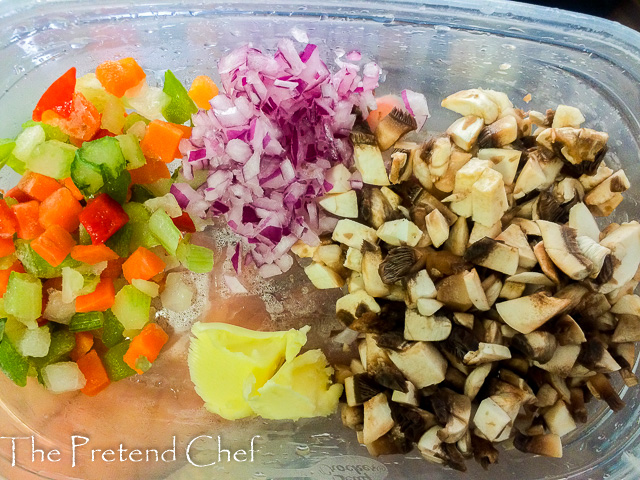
0,199,18,238
4,187,31,204
32,67,77,122
171,211,196,233
78,193,129,245
11,201,44,239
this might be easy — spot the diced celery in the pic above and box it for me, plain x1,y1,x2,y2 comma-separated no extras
129,184,155,203
162,70,198,124
16,325,51,358
42,362,86,393
0,318,5,342
103,222,131,258
25,140,77,179
131,279,160,297
123,83,170,121
76,73,112,111
101,96,126,134
69,312,104,332
74,261,107,276
31,329,76,371
4,272,42,324
149,209,182,255
123,112,150,132
5,154,26,175
0,336,29,386
135,356,152,373
127,121,147,141
176,242,214,273
146,178,172,197
70,156,104,197
116,133,146,170
123,202,160,250
112,285,151,330
42,290,75,325
123,202,150,222
74,136,125,181
101,169,131,204
103,340,136,381
102,310,124,348
21,121,68,143
175,169,209,190
0,139,16,167
79,225,92,245
3,317,26,344
13,125,45,161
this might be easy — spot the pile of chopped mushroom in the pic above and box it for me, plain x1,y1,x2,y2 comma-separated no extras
295,88,640,471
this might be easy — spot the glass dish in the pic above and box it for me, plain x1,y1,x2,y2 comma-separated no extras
0,0,640,478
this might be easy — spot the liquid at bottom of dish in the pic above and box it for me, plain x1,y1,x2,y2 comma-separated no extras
0,223,347,479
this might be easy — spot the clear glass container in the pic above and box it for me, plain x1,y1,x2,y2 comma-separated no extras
0,0,640,478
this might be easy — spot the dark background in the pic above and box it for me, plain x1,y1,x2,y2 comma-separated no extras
520,0,640,30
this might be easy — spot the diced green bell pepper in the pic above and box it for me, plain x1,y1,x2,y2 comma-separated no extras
105,222,132,258
69,312,104,332
103,340,136,381
0,336,29,387
70,156,104,197
129,184,155,203
101,169,131,205
102,310,125,348
162,70,198,125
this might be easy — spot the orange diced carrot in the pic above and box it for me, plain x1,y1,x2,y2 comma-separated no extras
0,261,25,297
122,246,166,284
11,201,43,239
139,120,184,163
70,331,94,362
0,199,18,239
123,323,169,374
61,177,84,201
75,277,115,313
77,349,111,396
31,224,76,267
41,92,101,142
188,75,218,110
172,124,192,139
0,237,15,258
70,244,119,265
128,159,171,185
95,58,146,98
38,187,83,232
17,171,61,202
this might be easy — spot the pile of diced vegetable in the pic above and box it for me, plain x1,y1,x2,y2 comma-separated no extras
0,58,216,395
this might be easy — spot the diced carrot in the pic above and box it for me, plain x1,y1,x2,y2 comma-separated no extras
0,261,25,297
17,171,61,202
70,331,94,362
172,123,192,139
38,187,83,232
31,224,76,267
188,75,218,110
11,201,43,239
61,177,84,201
4,186,31,203
41,92,101,142
122,246,166,284
0,199,18,239
101,257,125,278
70,244,119,265
0,237,15,258
139,120,184,163
95,58,146,98
77,349,111,396
171,211,196,233
128,159,171,185
123,323,169,374
75,277,115,313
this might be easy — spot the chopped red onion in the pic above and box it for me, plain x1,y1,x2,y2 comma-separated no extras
224,275,248,294
177,41,381,277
